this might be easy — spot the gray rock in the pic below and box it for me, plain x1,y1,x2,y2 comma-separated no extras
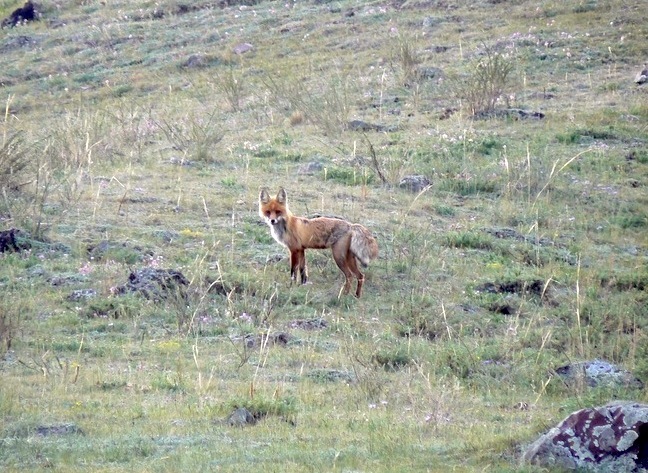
36,423,84,437
399,175,430,193
522,402,648,471
67,289,97,302
227,408,256,427
297,161,324,175
416,66,444,81
233,43,253,55
347,120,397,133
555,359,644,389
474,108,545,120
306,369,355,384
114,267,189,301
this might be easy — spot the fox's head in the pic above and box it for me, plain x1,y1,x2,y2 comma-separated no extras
259,188,289,225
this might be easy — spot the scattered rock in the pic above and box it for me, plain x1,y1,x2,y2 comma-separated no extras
87,240,151,262
555,359,644,390
67,289,98,302
482,227,555,246
522,402,648,471
0,228,23,253
399,175,430,192
439,107,458,120
416,66,444,81
244,331,293,349
422,16,444,28
289,318,328,330
297,161,324,175
475,279,545,297
475,278,556,313
474,108,545,120
528,90,556,100
1,1,38,28
431,45,450,53
306,369,355,384
0,34,38,52
635,65,647,85
481,227,577,266
114,267,189,301
0,228,70,255
232,42,253,55
369,95,401,109
218,0,262,7
153,230,180,243
183,54,206,68
207,280,243,296
226,407,257,427
347,120,396,132
488,302,517,315
49,273,87,287
36,423,84,437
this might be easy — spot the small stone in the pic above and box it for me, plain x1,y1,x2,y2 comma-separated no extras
227,408,256,427
233,43,253,55
399,175,430,193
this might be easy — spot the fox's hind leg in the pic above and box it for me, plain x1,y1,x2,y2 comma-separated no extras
346,252,365,297
331,236,354,296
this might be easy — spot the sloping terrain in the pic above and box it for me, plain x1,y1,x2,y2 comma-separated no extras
0,0,647,471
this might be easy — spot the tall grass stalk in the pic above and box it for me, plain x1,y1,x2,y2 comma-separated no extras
575,256,585,358
532,149,592,208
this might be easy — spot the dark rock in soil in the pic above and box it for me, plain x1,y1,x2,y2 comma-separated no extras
114,267,189,301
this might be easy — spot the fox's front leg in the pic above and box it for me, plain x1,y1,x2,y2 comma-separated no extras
289,249,308,284
298,250,308,284
290,250,308,284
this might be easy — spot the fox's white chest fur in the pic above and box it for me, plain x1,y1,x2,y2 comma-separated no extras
269,218,288,246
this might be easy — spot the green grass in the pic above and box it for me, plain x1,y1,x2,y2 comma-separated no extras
0,0,647,471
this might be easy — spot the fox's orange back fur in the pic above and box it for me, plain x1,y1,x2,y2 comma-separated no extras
259,187,378,297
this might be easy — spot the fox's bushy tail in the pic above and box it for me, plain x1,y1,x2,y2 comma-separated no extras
350,225,378,267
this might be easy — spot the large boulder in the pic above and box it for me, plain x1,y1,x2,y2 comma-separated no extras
522,402,648,471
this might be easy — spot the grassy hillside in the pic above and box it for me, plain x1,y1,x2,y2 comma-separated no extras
1,0,647,471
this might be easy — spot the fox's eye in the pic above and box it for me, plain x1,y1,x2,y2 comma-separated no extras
275,211,282,216
265,211,271,217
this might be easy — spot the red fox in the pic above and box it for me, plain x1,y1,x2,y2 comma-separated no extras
259,188,378,298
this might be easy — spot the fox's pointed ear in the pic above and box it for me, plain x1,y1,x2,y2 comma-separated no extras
277,188,287,204
259,188,270,204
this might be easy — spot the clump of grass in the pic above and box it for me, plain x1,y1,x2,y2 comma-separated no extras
443,231,495,250
323,166,374,185
154,106,224,163
0,132,32,193
438,177,500,196
556,127,617,144
81,297,142,319
391,32,422,85
261,68,352,135
372,348,414,371
0,0,646,471
614,205,647,229
225,395,297,424
450,45,515,116
213,62,246,112
0,291,27,357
